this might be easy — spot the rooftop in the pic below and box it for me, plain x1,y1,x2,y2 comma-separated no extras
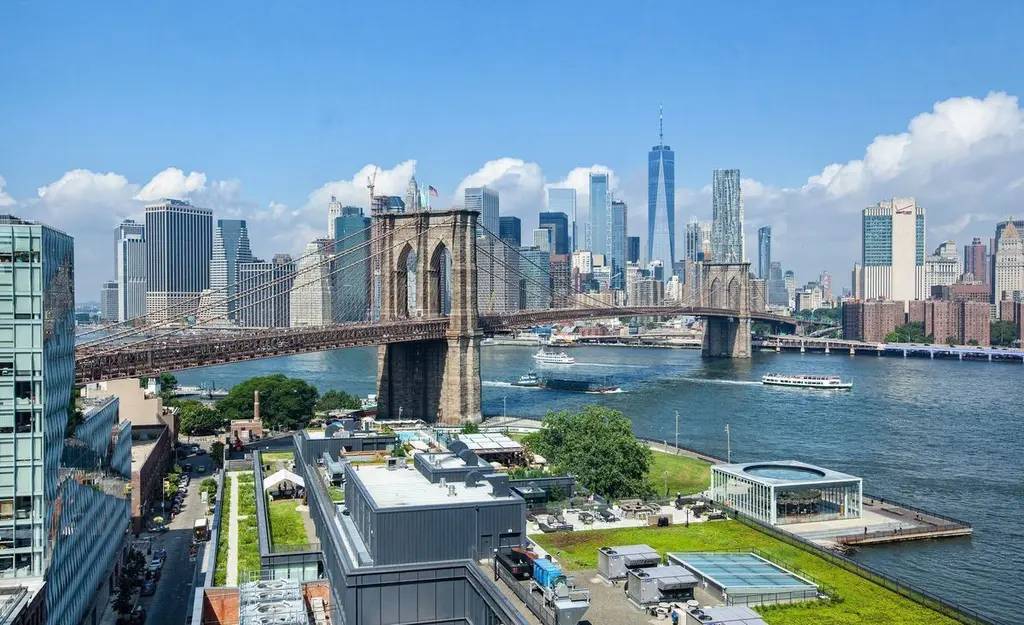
668,552,818,593
712,460,861,487
457,432,524,454
81,395,117,421
353,462,516,508
0,577,44,624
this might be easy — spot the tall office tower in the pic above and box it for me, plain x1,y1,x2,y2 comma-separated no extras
290,239,335,327
236,254,295,328
588,173,609,254
0,216,133,625
327,195,343,239
465,187,499,236
547,188,577,251
861,198,926,305
767,262,788,306
924,240,963,293
994,221,1024,315
647,106,676,266
757,226,771,279
332,207,372,321
711,169,744,263
519,247,551,309
963,237,988,287
627,236,641,264
477,238,519,314
209,219,253,322
784,270,796,307
405,176,422,213
533,228,552,253
145,199,213,322
992,219,1024,299
100,280,119,320
549,254,572,307
499,216,522,247
685,217,712,261
852,262,862,299
608,200,627,290
115,221,146,322
538,211,569,255
819,271,833,302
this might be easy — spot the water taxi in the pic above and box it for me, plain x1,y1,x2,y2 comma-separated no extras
532,350,576,365
511,371,541,387
761,373,853,390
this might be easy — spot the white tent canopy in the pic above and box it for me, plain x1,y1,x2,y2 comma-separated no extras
263,469,305,491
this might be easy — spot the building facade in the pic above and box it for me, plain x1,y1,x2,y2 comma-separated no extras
498,216,521,247
532,228,551,253
963,237,988,289
114,220,146,322
993,221,1024,316
757,226,771,280
627,236,640,264
608,200,627,291
538,212,569,255
767,262,787,306
290,239,334,327
333,207,372,322
923,239,963,295
100,281,118,321
685,218,712,262
519,247,551,309
842,300,904,342
547,188,577,252
209,219,253,321
549,254,572,308
647,113,676,266
588,173,609,255
144,199,213,322
464,187,499,237
476,238,519,314
711,169,743,263
851,262,862,300
236,255,296,328
918,300,990,346
861,198,926,306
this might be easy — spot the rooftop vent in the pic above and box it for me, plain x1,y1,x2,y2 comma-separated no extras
465,470,485,487
448,440,469,455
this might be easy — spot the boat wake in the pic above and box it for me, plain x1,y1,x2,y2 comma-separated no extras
574,362,646,369
588,388,626,394
483,380,538,389
678,377,761,387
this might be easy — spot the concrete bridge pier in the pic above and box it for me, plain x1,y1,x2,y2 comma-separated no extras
849,347,855,356
699,262,752,359
702,316,751,358
824,344,830,354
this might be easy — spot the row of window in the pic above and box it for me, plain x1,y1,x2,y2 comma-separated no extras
0,252,41,263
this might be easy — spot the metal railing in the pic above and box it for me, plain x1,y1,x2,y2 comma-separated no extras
732,513,1007,625
493,559,556,625
863,492,973,528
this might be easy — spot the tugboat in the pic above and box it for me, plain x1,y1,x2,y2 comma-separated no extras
511,371,541,387
532,350,576,365
761,373,853,390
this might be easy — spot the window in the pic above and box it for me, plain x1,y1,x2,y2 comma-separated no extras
0,557,12,571
0,500,11,521
14,381,30,401
14,496,31,520
15,412,32,434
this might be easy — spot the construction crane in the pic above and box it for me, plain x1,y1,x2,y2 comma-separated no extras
366,166,378,207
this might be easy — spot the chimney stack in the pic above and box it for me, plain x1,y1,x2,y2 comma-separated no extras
253,390,261,422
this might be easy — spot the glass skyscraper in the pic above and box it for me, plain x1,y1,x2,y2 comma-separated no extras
685,218,712,261
627,236,640,264
608,200,627,290
757,226,771,279
711,169,744,263
209,219,253,321
861,198,926,304
648,108,675,266
538,212,569,255
333,207,372,321
236,254,296,328
499,216,521,247
546,188,576,251
145,199,213,322
114,219,146,321
588,173,609,255
464,187,499,237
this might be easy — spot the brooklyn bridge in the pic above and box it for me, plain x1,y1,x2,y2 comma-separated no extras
76,209,826,424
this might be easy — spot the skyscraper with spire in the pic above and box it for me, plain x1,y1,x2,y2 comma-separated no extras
648,105,676,269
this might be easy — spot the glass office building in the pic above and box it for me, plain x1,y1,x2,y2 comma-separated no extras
498,216,522,248
711,460,862,526
333,207,372,322
538,212,569,255
588,173,609,255
608,201,627,290
648,118,676,267
464,187,499,237
711,169,744,264
757,226,771,280
546,188,576,251
209,219,253,321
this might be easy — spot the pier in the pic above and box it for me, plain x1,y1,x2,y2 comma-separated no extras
755,335,1024,363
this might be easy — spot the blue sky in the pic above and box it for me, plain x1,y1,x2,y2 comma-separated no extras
3,1,1024,297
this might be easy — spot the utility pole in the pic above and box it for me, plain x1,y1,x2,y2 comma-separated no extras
674,410,680,455
725,424,732,463
502,395,507,420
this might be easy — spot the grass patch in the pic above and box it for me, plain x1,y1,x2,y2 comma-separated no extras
327,484,345,502
262,451,294,463
268,499,309,546
237,473,255,484
213,475,232,586
533,522,961,625
237,481,257,517
237,514,261,580
648,450,711,497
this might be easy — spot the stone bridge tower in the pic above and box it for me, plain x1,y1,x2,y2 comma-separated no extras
375,209,482,424
700,262,752,358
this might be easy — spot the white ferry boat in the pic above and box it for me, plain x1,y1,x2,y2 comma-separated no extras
532,350,576,365
481,338,496,346
762,373,853,390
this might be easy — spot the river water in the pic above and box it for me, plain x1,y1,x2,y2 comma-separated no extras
176,344,1023,623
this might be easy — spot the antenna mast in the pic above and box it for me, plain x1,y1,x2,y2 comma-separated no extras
659,103,664,147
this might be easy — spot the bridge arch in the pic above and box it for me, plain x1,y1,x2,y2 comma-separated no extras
727,277,742,311
709,277,722,309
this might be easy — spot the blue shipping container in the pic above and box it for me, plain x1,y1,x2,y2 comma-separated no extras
533,559,563,588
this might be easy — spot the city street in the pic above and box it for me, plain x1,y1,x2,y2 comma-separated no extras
136,449,214,625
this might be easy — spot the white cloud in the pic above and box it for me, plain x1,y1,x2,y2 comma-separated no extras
135,168,208,201
0,176,15,207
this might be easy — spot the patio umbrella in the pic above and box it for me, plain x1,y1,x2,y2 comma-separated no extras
153,516,165,525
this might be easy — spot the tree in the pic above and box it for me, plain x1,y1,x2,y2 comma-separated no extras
315,390,362,412
210,441,225,466
179,400,225,435
524,406,652,499
991,320,1019,346
888,321,926,344
884,331,899,343
945,335,958,347
159,373,178,391
923,334,935,345
460,422,480,435
216,374,319,430
968,339,979,346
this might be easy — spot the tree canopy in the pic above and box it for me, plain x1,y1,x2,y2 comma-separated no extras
991,320,1019,346
885,321,926,344
216,374,319,430
179,400,225,436
315,389,362,412
523,406,652,499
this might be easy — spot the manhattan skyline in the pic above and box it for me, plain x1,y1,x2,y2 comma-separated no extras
2,2,1024,298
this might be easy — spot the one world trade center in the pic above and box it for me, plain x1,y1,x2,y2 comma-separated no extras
648,105,675,269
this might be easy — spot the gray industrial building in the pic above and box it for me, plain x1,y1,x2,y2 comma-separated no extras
293,433,528,625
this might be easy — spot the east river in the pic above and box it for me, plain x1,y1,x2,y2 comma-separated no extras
176,344,1024,623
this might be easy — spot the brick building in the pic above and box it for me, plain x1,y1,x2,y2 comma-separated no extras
931,283,989,303
918,300,990,346
843,300,905,342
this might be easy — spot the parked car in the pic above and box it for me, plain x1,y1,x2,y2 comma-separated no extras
150,557,163,570
153,549,166,563
129,606,146,624
140,579,156,596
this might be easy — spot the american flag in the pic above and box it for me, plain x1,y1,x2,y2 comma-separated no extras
428,185,438,197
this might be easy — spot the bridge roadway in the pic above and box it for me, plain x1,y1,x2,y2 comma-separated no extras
75,306,814,383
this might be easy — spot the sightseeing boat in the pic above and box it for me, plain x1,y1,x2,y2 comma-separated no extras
532,350,576,365
761,373,853,390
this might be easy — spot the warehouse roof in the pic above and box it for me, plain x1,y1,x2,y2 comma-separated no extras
353,463,517,508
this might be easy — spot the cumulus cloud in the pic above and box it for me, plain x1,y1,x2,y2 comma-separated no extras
0,176,14,207
135,168,208,201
